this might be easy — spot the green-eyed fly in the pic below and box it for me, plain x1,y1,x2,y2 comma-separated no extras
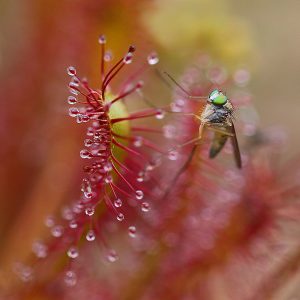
165,72,242,169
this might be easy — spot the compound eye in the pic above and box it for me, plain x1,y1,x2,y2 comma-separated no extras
209,89,219,101
209,90,227,105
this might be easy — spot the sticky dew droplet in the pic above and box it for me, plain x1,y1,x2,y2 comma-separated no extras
107,250,119,262
67,246,79,259
64,270,77,287
135,190,144,200
85,207,95,216
147,52,159,65
67,66,76,76
114,198,122,208
141,202,150,212
86,229,96,242
116,212,124,222
128,226,137,238
68,96,77,105
51,225,64,237
155,109,165,120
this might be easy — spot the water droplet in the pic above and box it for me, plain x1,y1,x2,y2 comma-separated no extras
141,202,150,212
32,241,48,258
104,175,113,184
103,162,112,172
86,229,96,241
44,215,55,227
84,139,93,147
98,34,106,44
19,265,34,282
61,206,73,220
234,69,251,86
155,109,165,120
163,125,177,139
123,52,133,64
64,270,77,287
85,207,95,216
69,107,79,117
67,246,79,259
69,88,79,95
80,149,91,159
104,51,113,61
133,136,143,147
51,225,64,237
114,198,122,208
81,115,90,123
116,212,124,222
147,52,159,65
107,250,118,262
67,66,76,76
69,81,79,89
86,127,94,136
68,96,77,105
128,226,136,238
135,190,144,200
69,220,78,229
137,171,145,182
168,149,179,161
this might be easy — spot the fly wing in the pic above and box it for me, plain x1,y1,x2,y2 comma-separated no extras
229,122,242,168
209,131,228,159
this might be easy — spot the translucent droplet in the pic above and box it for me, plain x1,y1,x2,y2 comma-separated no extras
147,52,159,65
67,66,76,76
18,265,33,282
135,190,144,200
141,202,150,212
168,149,179,161
76,114,83,124
107,250,119,262
86,127,94,136
133,136,143,147
98,34,106,44
69,88,79,95
69,220,78,229
64,270,77,287
68,96,77,105
84,139,93,147
85,207,95,216
103,162,112,172
44,215,55,227
104,175,113,184
137,171,145,182
61,206,73,220
155,109,165,120
233,69,251,86
51,225,64,237
114,198,122,208
69,81,79,89
104,51,113,61
32,241,48,258
69,107,79,117
80,149,90,159
163,126,173,140
116,212,124,222
67,246,79,259
86,229,96,241
81,115,90,123
123,52,133,64
128,226,136,238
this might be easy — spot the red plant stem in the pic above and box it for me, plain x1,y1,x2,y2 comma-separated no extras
111,110,158,124
111,163,135,193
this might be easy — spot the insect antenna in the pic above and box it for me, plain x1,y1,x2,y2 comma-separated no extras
163,71,207,100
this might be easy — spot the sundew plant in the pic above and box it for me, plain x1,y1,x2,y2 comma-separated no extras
1,2,300,299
